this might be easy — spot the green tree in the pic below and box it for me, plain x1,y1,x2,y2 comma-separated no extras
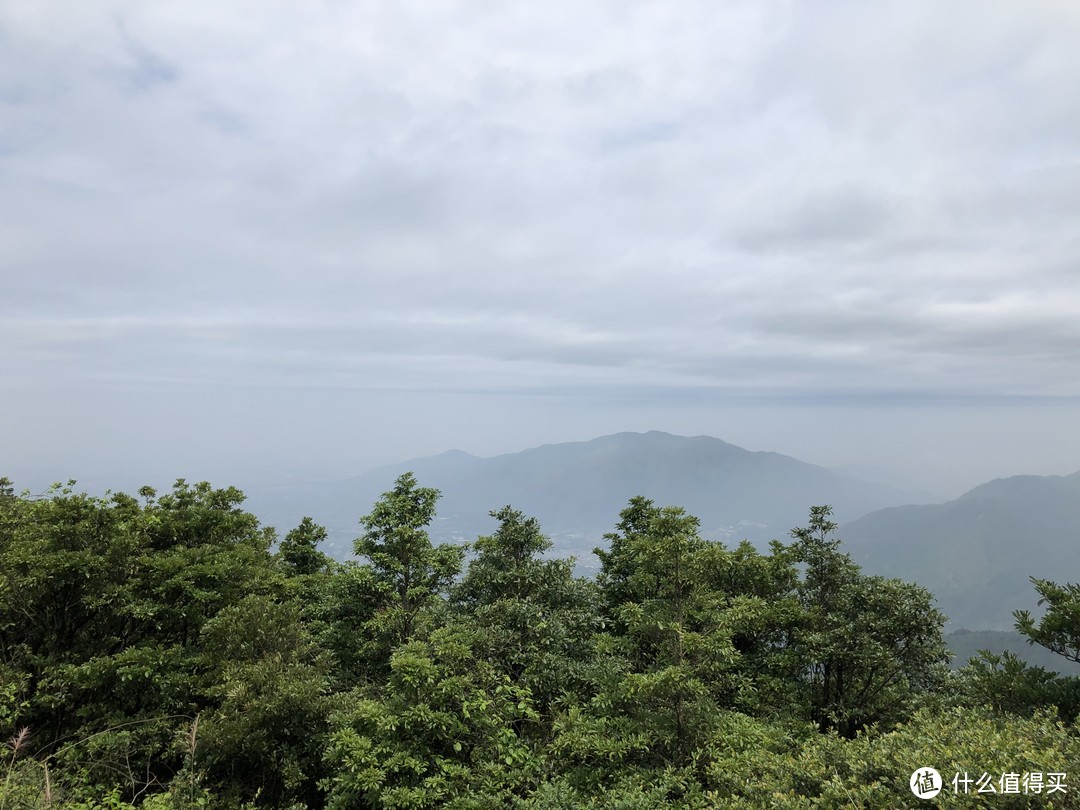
787,506,949,736
596,499,804,711
197,594,332,807
355,474,464,649
453,506,600,724
322,624,539,810
0,479,288,802
308,561,386,689
952,649,1080,723
278,516,332,576
1016,578,1080,664
556,502,741,794
593,495,659,617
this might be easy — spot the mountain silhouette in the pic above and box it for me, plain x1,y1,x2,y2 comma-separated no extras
247,431,932,566
843,471,1080,629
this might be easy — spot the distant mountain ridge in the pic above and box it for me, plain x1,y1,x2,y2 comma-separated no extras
12,431,1075,633
843,470,1080,630
245,431,933,565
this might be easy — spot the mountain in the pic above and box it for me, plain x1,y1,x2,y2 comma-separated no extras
244,431,932,565
842,471,1080,630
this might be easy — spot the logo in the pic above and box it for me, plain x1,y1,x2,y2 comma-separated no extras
911,767,943,799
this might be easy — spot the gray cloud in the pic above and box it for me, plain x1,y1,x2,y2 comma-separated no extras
2,1,1080,492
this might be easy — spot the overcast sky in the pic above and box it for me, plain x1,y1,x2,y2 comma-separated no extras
3,1,1079,497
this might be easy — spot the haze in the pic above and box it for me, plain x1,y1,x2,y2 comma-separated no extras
3,2,1079,499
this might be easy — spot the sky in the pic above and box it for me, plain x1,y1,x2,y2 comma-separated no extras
2,1,1079,499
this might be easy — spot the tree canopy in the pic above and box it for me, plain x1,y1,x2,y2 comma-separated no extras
1,474,1077,808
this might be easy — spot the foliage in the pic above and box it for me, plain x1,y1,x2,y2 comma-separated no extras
1,473,1077,807
197,595,332,807
278,516,333,577
786,506,950,736
950,650,1080,723
1016,578,1080,664
354,473,465,654
0,479,320,806
453,507,600,723
945,628,1080,675
559,501,793,792
707,706,1080,808
322,624,540,809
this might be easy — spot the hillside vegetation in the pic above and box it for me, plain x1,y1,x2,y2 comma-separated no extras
2,475,1079,808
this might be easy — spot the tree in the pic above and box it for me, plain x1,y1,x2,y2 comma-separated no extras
279,516,332,576
559,502,740,792
596,500,803,709
197,594,333,807
593,495,659,618
787,506,949,736
322,624,539,810
355,473,464,649
952,649,1080,723
1015,577,1080,664
0,479,288,803
453,506,599,722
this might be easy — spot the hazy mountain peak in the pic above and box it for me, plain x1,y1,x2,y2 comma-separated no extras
519,430,748,456
845,468,1080,630
957,470,1080,502
434,449,479,461
245,430,929,573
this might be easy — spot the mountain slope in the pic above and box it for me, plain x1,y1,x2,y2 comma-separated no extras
246,431,931,564
843,471,1080,630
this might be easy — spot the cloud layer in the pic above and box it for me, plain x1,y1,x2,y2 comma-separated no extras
3,1,1079,487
